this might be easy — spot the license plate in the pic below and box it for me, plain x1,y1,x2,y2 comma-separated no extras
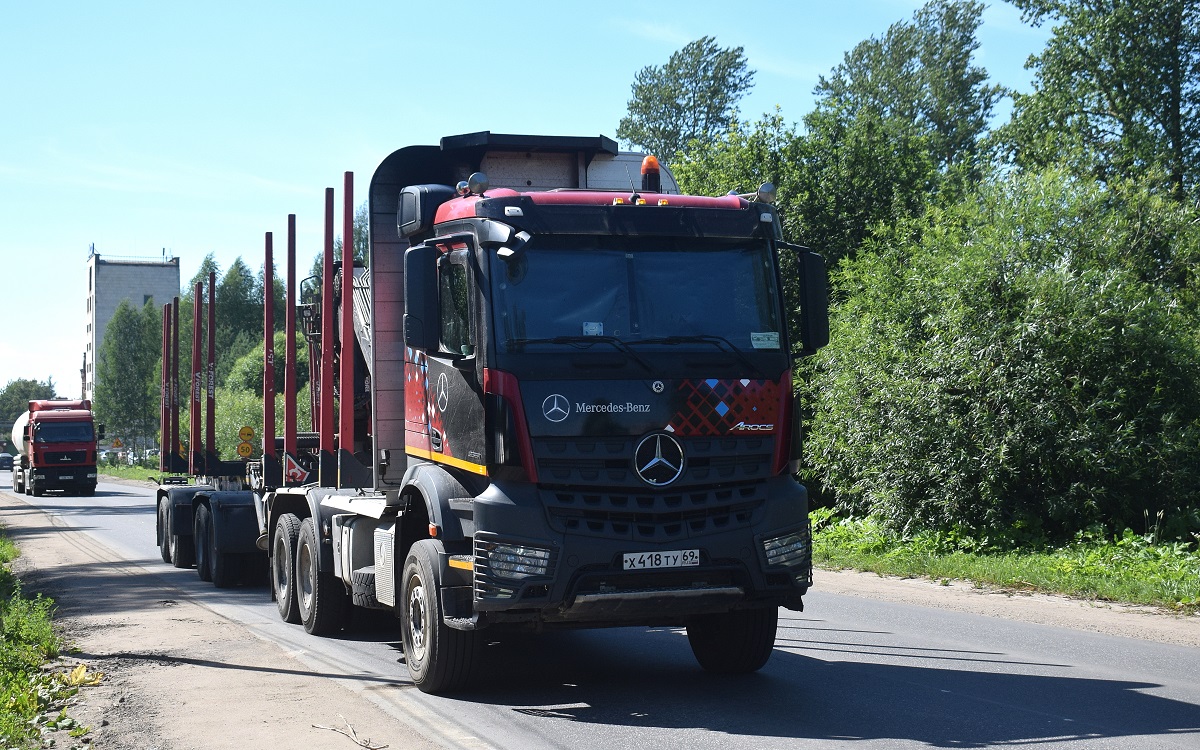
60,475,73,480
623,549,700,570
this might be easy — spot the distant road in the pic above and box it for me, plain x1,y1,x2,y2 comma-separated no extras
5,471,1200,750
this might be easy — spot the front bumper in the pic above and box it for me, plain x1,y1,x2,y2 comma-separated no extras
466,475,811,627
31,466,98,487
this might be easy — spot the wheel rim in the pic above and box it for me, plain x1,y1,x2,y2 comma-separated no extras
407,578,428,662
273,535,289,600
298,538,314,613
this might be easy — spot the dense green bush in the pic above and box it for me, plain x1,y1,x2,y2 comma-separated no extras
800,170,1200,542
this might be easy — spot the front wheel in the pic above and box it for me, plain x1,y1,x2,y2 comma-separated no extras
295,517,348,635
686,607,778,674
400,539,479,693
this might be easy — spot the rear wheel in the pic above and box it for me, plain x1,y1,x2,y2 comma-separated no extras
170,510,194,569
193,504,214,582
401,539,479,693
272,513,302,623
158,503,172,563
686,607,778,674
295,517,348,635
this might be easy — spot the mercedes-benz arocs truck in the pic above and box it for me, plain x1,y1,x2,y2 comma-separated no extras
154,132,829,693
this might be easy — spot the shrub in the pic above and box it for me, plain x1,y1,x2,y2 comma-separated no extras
800,170,1200,542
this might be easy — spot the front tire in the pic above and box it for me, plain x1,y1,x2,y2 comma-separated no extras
401,539,478,693
272,513,302,623
295,517,348,635
686,607,778,674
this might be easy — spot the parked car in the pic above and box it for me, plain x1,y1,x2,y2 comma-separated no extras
0,453,13,471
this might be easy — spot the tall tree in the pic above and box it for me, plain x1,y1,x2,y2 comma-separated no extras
617,36,755,162
0,378,56,453
95,299,161,450
813,0,1003,181
999,0,1200,198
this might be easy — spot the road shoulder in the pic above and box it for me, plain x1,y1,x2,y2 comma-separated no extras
815,567,1200,648
0,490,441,750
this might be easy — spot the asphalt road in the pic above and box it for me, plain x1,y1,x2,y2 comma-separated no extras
4,471,1200,749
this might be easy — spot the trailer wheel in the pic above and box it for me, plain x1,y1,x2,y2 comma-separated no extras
158,502,172,564
170,513,195,569
401,539,479,693
194,504,214,582
686,606,778,674
272,513,302,623
296,517,348,635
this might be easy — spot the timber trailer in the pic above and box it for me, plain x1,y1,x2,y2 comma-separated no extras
154,132,829,693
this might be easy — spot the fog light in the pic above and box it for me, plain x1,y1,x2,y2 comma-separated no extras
479,541,552,580
763,529,811,568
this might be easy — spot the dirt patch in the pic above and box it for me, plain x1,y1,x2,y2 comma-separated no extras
1,491,440,750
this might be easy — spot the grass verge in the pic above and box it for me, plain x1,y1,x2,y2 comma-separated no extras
812,509,1200,613
97,463,169,483
0,527,94,748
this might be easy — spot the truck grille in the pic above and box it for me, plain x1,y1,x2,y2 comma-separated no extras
533,435,773,488
542,482,766,543
44,450,88,464
532,435,772,542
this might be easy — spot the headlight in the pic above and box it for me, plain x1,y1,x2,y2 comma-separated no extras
479,541,552,580
762,528,811,569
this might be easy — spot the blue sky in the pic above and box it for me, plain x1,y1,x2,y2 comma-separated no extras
0,1,1048,393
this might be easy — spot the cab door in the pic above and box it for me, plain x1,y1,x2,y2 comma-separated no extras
423,249,487,474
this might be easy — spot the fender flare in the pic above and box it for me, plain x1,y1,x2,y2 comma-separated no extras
400,462,474,542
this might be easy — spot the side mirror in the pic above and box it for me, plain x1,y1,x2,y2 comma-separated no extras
404,244,439,351
97,425,106,441
780,243,830,357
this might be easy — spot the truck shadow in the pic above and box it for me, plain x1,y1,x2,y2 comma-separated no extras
442,625,1200,747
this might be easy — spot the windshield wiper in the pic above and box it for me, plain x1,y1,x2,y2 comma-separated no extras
507,335,653,372
630,335,767,378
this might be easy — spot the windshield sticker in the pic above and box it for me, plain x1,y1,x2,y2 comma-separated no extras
582,322,603,336
751,332,781,349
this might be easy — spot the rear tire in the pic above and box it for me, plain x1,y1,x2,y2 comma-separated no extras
170,511,194,569
401,539,479,693
296,517,348,635
686,607,778,674
272,513,302,623
194,504,213,582
158,502,172,564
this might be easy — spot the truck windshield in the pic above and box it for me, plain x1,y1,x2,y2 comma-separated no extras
34,422,94,443
491,236,783,353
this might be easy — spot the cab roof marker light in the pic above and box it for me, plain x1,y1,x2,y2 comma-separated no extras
640,155,661,193
613,197,627,205
658,198,669,205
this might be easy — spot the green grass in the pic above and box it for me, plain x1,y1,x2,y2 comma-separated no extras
812,509,1200,612
0,528,91,748
98,462,170,483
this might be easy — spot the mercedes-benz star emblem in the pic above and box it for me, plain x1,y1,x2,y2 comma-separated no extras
436,373,450,412
652,380,665,394
542,394,570,422
634,433,685,486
